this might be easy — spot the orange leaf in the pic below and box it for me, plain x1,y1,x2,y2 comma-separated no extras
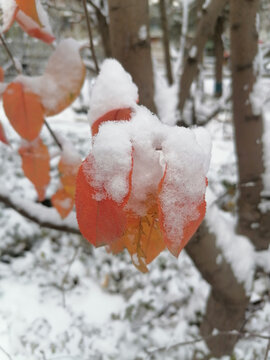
91,108,132,137
52,188,74,219
3,82,44,141
19,138,50,201
158,169,207,257
15,0,42,26
15,10,55,44
59,154,81,198
0,122,9,145
109,197,165,273
75,160,127,247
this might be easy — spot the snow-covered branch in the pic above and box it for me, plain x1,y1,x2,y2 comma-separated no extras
0,189,80,235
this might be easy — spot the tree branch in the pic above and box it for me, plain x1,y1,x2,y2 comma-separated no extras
82,0,100,73
0,34,22,74
0,189,80,235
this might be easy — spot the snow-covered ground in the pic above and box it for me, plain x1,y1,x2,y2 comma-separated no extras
0,71,270,360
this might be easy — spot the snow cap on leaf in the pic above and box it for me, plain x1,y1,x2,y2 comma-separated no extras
88,59,138,129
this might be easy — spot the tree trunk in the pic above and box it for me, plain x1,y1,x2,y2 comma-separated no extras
177,0,227,116
214,16,224,97
95,8,111,57
108,0,156,112
230,0,269,249
186,219,248,356
159,0,173,85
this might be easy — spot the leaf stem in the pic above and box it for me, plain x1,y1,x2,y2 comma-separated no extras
44,120,62,150
82,0,99,73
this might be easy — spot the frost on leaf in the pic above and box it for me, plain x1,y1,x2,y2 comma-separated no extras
75,59,211,272
14,39,86,116
3,82,44,141
19,137,50,201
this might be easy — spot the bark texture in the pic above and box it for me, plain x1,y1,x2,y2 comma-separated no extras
230,0,269,249
186,220,248,356
159,0,173,85
96,8,111,57
108,0,156,112
178,0,227,115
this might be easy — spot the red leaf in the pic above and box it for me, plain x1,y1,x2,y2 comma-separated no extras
15,10,55,44
75,161,127,247
19,138,50,201
15,0,42,26
3,82,44,141
0,122,9,145
52,188,74,219
91,108,132,137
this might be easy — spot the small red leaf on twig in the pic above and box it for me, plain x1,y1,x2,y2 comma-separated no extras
3,82,44,141
19,137,50,201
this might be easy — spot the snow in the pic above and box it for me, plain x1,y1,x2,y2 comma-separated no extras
206,190,255,293
138,25,147,41
202,0,211,10
189,45,197,59
0,0,17,32
88,59,138,126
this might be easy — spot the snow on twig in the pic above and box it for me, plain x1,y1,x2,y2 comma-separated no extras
0,187,80,235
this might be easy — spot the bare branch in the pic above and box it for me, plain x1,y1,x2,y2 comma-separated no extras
0,189,80,235
82,0,100,73
0,34,22,74
0,345,13,360
87,0,103,13
264,338,270,360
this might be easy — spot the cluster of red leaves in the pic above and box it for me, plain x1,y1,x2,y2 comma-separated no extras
0,4,86,219
76,109,207,272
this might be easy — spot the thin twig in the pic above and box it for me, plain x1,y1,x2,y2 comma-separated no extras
0,34,21,74
87,0,102,13
82,0,99,73
61,247,80,307
264,338,270,360
44,120,62,150
0,345,13,360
